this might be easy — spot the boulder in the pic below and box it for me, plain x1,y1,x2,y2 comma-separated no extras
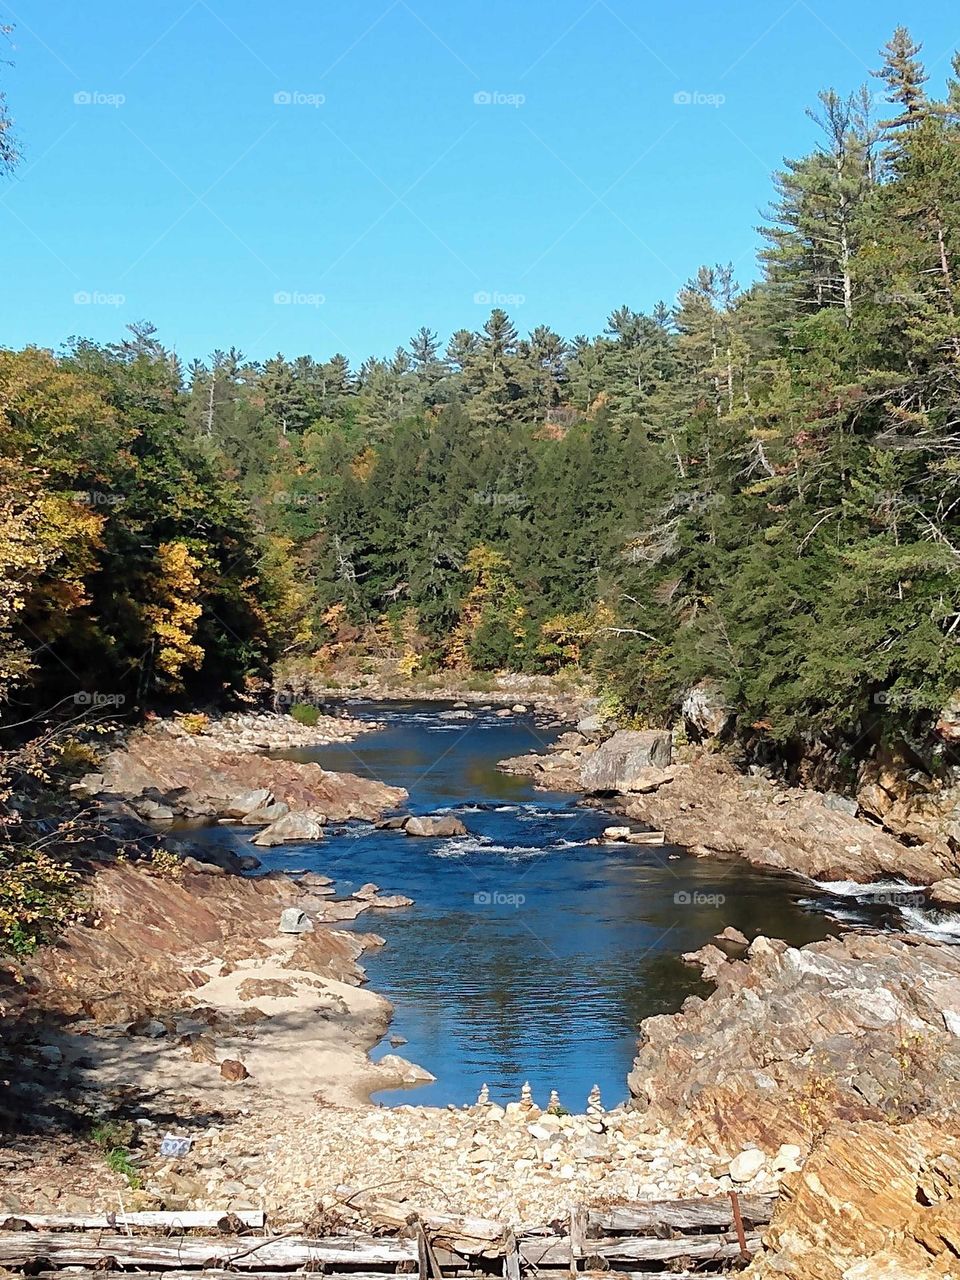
170,840,247,876
681,681,731,742
219,1058,250,1082
404,815,468,838
377,1053,436,1085
929,877,960,906
576,714,605,739
251,809,326,847
278,907,313,934
376,815,410,830
580,730,672,793
223,789,273,819
238,801,290,825
752,1119,960,1280
728,1148,766,1182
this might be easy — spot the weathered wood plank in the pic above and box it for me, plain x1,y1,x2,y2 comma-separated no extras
588,1193,776,1232
0,1211,266,1231
517,1231,760,1266
0,1232,417,1269
338,1191,506,1255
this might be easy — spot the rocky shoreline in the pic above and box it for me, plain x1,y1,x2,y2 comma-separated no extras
499,723,960,887
5,702,960,1278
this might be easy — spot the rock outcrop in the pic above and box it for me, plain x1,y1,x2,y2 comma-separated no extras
579,729,673,792
93,716,406,825
620,754,954,883
628,932,960,1155
748,1118,960,1280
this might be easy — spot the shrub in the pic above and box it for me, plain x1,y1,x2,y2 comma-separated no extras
0,849,79,957
290,701,320,727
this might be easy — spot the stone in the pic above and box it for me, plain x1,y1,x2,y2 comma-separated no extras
376,815,410,830
580,730,672,793
680,681,731,741
929,877,960,906
935,694,960,742
576,714,605,739
511,704,527,713
377,1053,436,1085
239,801,290,825
728,1148,766,1182
477,1082,490,1106
602,826,632,841
251,809,326,847
278,907,313,934
404,815,468,838
220,1058,250,1082
36,1044,63,1068
224,789,273,819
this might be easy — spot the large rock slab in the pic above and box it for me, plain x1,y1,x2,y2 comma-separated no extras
628,932,960,1155
579,729,672,793
749,1118,960,1279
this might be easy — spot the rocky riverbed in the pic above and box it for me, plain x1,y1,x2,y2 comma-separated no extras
5,703,960,1280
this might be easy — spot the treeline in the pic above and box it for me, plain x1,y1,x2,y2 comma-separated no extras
3,26,960,765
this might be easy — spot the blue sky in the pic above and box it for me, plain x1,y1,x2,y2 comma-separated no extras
2,1,959,366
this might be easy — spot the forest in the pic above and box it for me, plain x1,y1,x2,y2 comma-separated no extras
3,26,960,769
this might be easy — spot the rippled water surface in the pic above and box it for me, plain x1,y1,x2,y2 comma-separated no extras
222,701,847,1108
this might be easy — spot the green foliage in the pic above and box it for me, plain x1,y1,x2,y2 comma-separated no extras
3,23,960,776
91,1120,142,1189
289,701,320,726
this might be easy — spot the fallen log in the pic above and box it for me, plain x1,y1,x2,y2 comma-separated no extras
588,1193,775,1232
0,1211,266,1231
0,1232,417,1269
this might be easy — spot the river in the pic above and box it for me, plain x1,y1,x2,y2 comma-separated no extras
222,700,848,1109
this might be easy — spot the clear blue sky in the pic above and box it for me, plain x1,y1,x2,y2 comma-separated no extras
2,1,959,367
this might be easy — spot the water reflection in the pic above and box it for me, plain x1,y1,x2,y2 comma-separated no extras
261,702,839,1107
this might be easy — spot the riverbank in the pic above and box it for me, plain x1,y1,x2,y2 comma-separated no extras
6,702,960,1279
499,727,960,887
